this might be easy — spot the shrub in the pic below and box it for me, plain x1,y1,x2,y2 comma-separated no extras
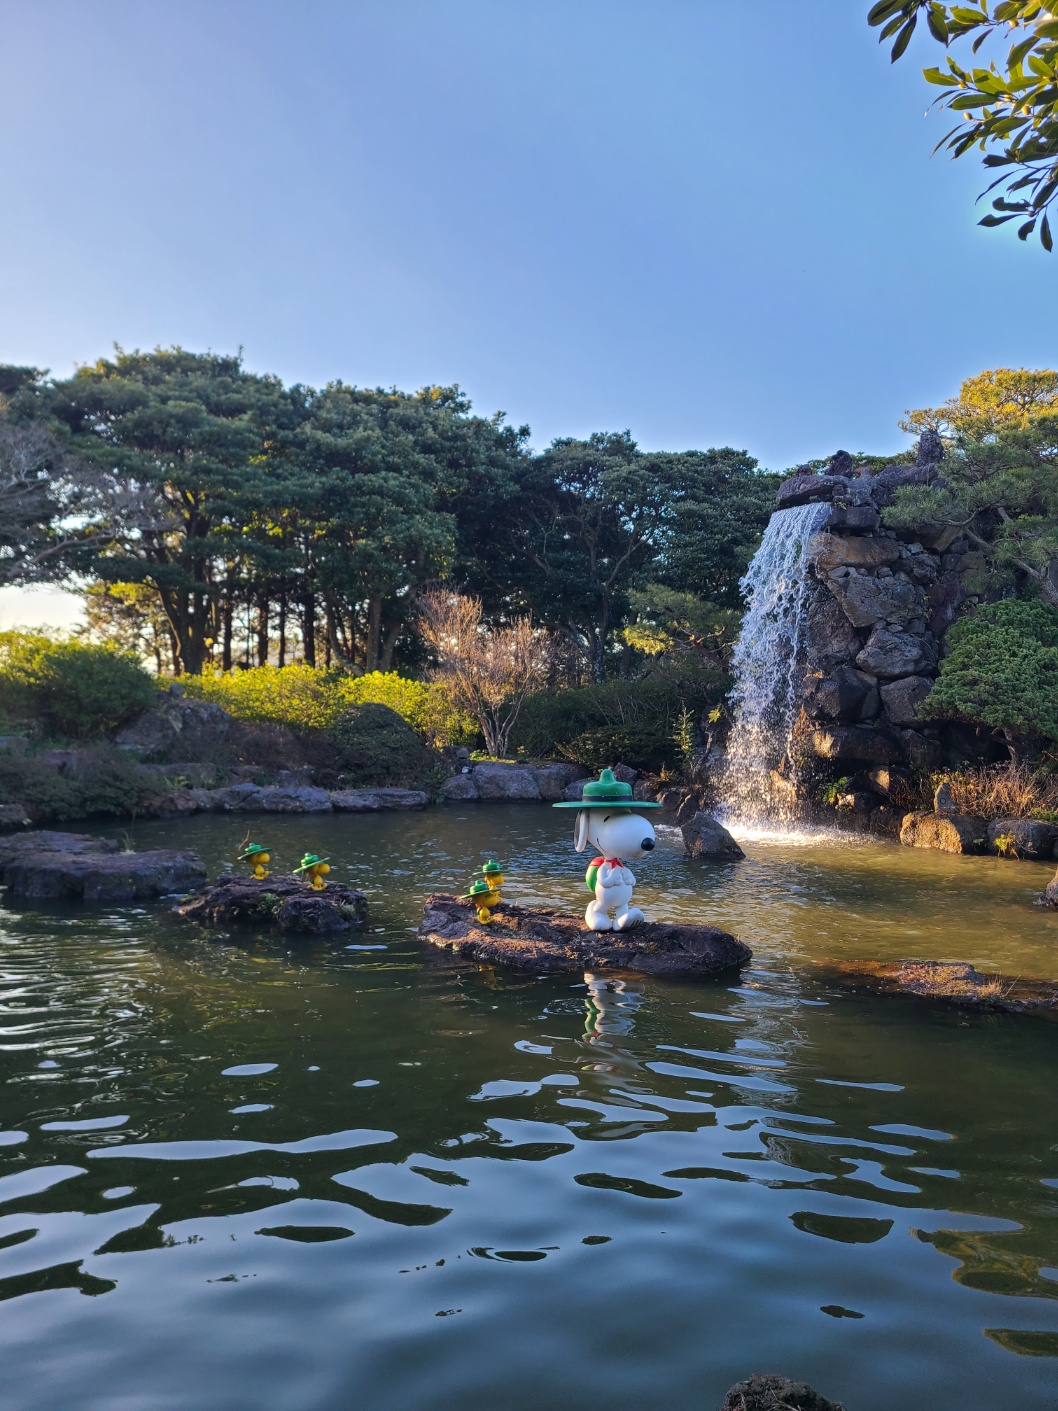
183,666,469,748
510,663,726,765
923,600,1058,751
0,745,156,822
336,672,474,748
928,761,1058,819
559,724,678,774
0,633,156,740
322,703,440,790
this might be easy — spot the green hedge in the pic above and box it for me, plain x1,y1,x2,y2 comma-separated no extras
511,663,726,772
0,633,156,739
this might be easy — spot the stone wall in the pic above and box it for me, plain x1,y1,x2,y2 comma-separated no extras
774,447,998,819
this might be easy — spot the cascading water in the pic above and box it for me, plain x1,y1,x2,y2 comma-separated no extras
717,500,829,832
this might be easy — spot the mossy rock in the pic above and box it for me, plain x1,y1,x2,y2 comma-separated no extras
323,702,439,790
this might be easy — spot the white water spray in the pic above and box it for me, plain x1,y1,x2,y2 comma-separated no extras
717,501,829,832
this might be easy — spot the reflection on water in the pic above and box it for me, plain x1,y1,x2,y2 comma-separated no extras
0,805,1056,1410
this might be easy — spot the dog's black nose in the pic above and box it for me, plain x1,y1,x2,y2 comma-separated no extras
641,838,655,851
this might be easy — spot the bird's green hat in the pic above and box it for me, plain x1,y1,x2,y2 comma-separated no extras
552,766,661,809
481,859,503,876
462,879,497,900
238,842,270,860
294,852,330,872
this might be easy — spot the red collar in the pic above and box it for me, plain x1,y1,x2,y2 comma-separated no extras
591,856,624,868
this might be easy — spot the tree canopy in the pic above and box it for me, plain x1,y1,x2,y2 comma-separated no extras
869,1,1058,248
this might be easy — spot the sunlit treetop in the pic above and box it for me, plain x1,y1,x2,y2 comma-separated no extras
869,1,1058,248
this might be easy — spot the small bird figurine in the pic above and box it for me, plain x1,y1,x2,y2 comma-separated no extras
463,879,501,924
295,852,331,891
238,842,272,879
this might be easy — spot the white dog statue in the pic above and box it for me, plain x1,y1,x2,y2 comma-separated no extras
553,768,660,931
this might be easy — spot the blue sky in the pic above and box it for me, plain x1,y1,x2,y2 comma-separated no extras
0,0,1053,478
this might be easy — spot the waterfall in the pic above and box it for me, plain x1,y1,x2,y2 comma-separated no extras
717,501,829,832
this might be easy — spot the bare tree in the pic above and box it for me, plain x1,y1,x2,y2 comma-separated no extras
0,420,159,587
418,590,552,757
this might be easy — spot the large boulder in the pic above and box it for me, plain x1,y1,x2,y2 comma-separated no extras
899,811,986,854
441,772,480,801
807,532,901,575
855,626,936,678
802,666,879,722
720,1373,845,1411
775,473,850,510
826,571,925,629
820,503,880,532
899,730,943,770
115,691,239,761
804,594,863,671
0,830,205,902
471,763,542,801
419,895,751,981
201,783,333,813
681,812,745,859
330,788,428,811
820,958,1058,1014
531,762,588,800
879,674,934,726
810,725,904,764
175,875,368,934
988,818,1058,860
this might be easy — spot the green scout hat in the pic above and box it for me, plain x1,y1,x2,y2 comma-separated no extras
294,852,330,872
552,766,660,809
481,860,503,877
238,842,270,860
462,879,497,900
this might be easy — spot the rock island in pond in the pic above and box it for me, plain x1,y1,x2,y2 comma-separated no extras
175,874,368,935
419,894,751,980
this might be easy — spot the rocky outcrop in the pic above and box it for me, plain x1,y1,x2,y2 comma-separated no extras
802,666,879,722
115,688,240,760
0,830,205,902
441,761,588,803
899,811,986,854
855,625,936,679
810,725,904,765
681,812,745,859
419,894,751,980
989,818,1058,860
719,1373,846,1411
330,788,428,811
820,958,1058,1014
175,875,368,934
878,674,933,725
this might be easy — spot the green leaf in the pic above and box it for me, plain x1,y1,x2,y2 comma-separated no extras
1042,213,1054,251
868,0,906,24
891,15,918,59
979,211,1020,223
1018,216,1038,238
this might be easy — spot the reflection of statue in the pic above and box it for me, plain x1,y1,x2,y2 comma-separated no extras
582,972,642,1045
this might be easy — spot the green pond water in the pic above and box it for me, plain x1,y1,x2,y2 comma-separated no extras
2,805,1058,1410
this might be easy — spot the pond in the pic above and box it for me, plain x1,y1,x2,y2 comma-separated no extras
1,805,1057,1410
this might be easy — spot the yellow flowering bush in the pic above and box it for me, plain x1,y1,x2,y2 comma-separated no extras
183,666,474,748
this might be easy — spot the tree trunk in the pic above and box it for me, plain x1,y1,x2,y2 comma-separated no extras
256,595,269,668
221,596,233,672
365,595,382,673
302,594,316,668
277,596,287,669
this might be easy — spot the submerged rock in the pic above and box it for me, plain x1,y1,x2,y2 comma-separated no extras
720,1373,845,1411
175,875,368,935
0,829,205,902
419,894,751,980
681,812,745,860
819,958,1058,1013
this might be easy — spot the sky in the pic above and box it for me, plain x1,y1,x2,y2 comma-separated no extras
0,0,1054,627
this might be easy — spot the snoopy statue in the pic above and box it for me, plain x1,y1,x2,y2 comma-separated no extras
553,768,660,930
